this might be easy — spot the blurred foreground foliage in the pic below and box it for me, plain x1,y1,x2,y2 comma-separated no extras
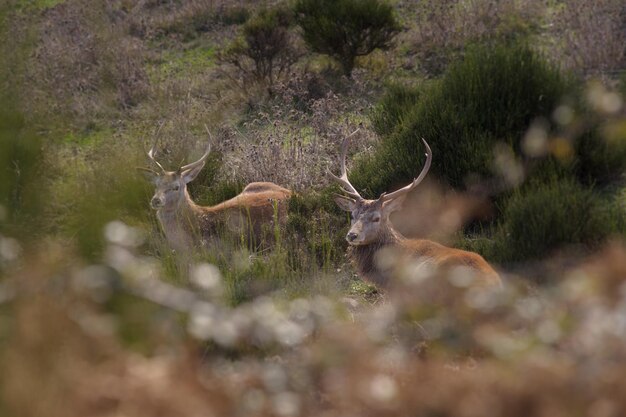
3,225,626,417
1,2,626,416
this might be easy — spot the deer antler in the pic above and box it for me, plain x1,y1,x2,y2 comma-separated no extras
380,138,432,203
147,121,166,173
328,128,363,200
179,124,212,173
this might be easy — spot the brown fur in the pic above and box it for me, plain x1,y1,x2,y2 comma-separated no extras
341,199,501,289
155,180,291,253
331,134,500,290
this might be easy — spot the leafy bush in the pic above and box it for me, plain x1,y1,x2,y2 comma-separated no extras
352,41,626,264
370,83,421,136
351,41,571,195
294,0,400,76
493,179,624,263
219,7,302,95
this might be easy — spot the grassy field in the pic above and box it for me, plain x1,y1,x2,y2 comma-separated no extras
1,0,626,415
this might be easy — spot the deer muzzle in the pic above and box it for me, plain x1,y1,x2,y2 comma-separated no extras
151,196,164,209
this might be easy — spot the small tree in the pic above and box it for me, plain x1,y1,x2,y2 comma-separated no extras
219,7,302,95
294,0,400,77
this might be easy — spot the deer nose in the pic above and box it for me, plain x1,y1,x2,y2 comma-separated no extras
151,196,163,209
346,232,358,242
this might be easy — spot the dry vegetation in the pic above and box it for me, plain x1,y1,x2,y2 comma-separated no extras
1,0,626,415
3,234,626,416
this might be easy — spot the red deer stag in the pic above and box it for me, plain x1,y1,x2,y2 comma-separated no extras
141,132,291,253
330,131,501,289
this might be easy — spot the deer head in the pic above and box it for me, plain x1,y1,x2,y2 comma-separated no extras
330,130,432,246
140,127,212,212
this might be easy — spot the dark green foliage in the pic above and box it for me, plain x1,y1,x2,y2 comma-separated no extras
574,129,626,186
64,161,151,260
221,6,301,92
370,83,421,136
493,179,623,262
294,0,400,76
354,41,626,264
353,41,571,195
186,152,244,206
0,107,44,238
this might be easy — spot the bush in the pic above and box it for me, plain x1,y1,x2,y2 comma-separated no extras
493,179,623,263
219,7,302,95
370,83,421,136
352,41,626,264
351,41,571,195
294,0,400,76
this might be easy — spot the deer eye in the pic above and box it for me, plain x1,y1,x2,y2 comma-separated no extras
172,184,180,191
372,216,381,223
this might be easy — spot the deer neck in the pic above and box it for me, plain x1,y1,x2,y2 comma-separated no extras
156,190,205,252
349,224,404,288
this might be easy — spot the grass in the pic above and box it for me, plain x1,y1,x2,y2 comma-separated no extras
15,0,64,10
150,45,216,81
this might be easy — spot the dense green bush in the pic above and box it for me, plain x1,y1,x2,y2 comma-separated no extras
294,0,400,76
352,41,571,195
354,41,626,264
220,7,301,94
370,83,421,136
493,179,623,263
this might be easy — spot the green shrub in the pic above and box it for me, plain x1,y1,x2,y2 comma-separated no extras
294,0,400,76
370,83,421,136
352,41,571,195
220,7,301,94
493,179,623,263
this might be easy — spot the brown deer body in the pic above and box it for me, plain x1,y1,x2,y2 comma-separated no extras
330,131,501,289
143,134,291,253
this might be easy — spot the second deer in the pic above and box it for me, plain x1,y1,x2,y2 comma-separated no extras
141,132,291,254
330,130,501,289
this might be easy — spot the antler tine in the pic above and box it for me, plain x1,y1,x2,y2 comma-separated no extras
328,128,363,200
180,124,212,173
381,138,432,203
147,121,166,173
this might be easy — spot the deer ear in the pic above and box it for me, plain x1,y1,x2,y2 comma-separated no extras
181,162,205,184
334,195,357,212
382,195,406,215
